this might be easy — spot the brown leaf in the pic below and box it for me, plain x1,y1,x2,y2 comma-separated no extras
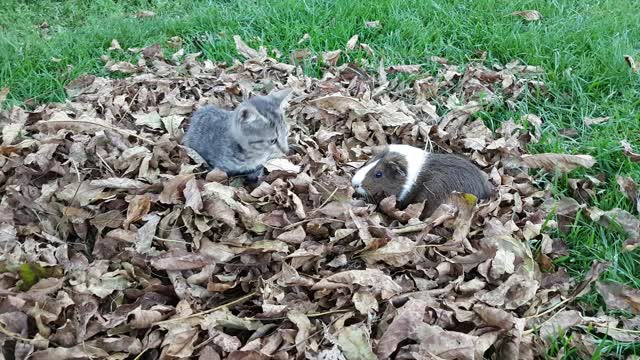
108,39,122,51
322,49,342,66
571,260,609,298
539,310,583,339
624,55,638,73
376,299,426,358
276,226,306,244
290,48,311,63
0,87,9,104
124,194,151,227
233,35,260,59
151,251,212,271
134,10,156,18
476,273,539,309
265,158,300,174
90,177,147,190
624,237,639,252
346,34,359,50
364,20,380,28
336,324,376,360
521,153,596,173
511,10,542,21
596,281,640,314
589,207,640,238
386,64,421,74
616,175,639,213
160,174,193,204
621,140,640,162
583,116,609,126
312,269,402,299
184,177,203,211
361,237,422,267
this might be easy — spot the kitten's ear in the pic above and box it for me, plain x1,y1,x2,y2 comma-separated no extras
236,105,259,125
268,87,293,107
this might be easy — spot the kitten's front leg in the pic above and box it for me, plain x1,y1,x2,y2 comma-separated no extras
245,167,264,184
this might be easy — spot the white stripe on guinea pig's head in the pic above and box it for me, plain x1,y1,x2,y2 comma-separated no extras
386,144,428,201
352,159,380,195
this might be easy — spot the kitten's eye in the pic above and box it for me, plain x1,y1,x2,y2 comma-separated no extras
374,171,383,178
270,139,277,144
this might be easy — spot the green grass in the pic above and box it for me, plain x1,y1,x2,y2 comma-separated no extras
1,0,639,357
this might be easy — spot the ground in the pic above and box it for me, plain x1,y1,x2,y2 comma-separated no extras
1,0,639,358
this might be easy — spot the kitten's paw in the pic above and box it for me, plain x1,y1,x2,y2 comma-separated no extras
245,168,264,184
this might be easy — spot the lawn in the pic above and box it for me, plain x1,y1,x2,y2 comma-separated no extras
1,0,639,357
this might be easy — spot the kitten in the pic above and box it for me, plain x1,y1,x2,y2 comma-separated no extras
183,88,292,182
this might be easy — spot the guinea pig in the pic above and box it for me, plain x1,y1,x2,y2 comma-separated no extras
351,144,493,217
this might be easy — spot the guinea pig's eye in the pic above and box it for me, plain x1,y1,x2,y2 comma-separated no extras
374,171,383,178
270,139,277,144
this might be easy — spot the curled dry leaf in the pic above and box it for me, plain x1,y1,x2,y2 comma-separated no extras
265,158,301,174
0,87,9,104
346,35,359,50
312,269,402,299
621,140,640,162
616,175,639,213
521,153,596,173
624,55,638,73
386,64,421,74
511,10,542,21
364,20,380,28
108,39,122,51
589,207,640,238
596,281,640,314
134,10,156,18
322,50,342,67
583,116,609,126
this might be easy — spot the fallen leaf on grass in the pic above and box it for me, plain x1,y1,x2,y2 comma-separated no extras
588,207,640,238
596,282,640,314
624,55,638,73
521,153,596,173
539,310,583,339
0,87,10,104
346,35,359,50
233,35,260,59
297,33,310,44
616,175,639,213
322,50,342,66
511,10,542,21
621,140,640,162
386,64,421,74
134,10,156,18
108,39,122,51
583,116,609,126
364,20,380,28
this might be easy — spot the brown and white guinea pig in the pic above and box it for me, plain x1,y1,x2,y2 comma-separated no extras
351,144,493,217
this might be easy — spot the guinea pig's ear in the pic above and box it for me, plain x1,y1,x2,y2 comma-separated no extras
370,145,387,156
385,153,407,178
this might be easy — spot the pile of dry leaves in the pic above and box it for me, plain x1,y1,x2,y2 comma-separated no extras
1,35,639,359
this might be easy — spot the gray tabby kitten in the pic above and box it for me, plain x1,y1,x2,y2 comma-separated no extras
183,88,292,182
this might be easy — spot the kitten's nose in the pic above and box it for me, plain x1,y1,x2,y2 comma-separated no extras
279,143,289,155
